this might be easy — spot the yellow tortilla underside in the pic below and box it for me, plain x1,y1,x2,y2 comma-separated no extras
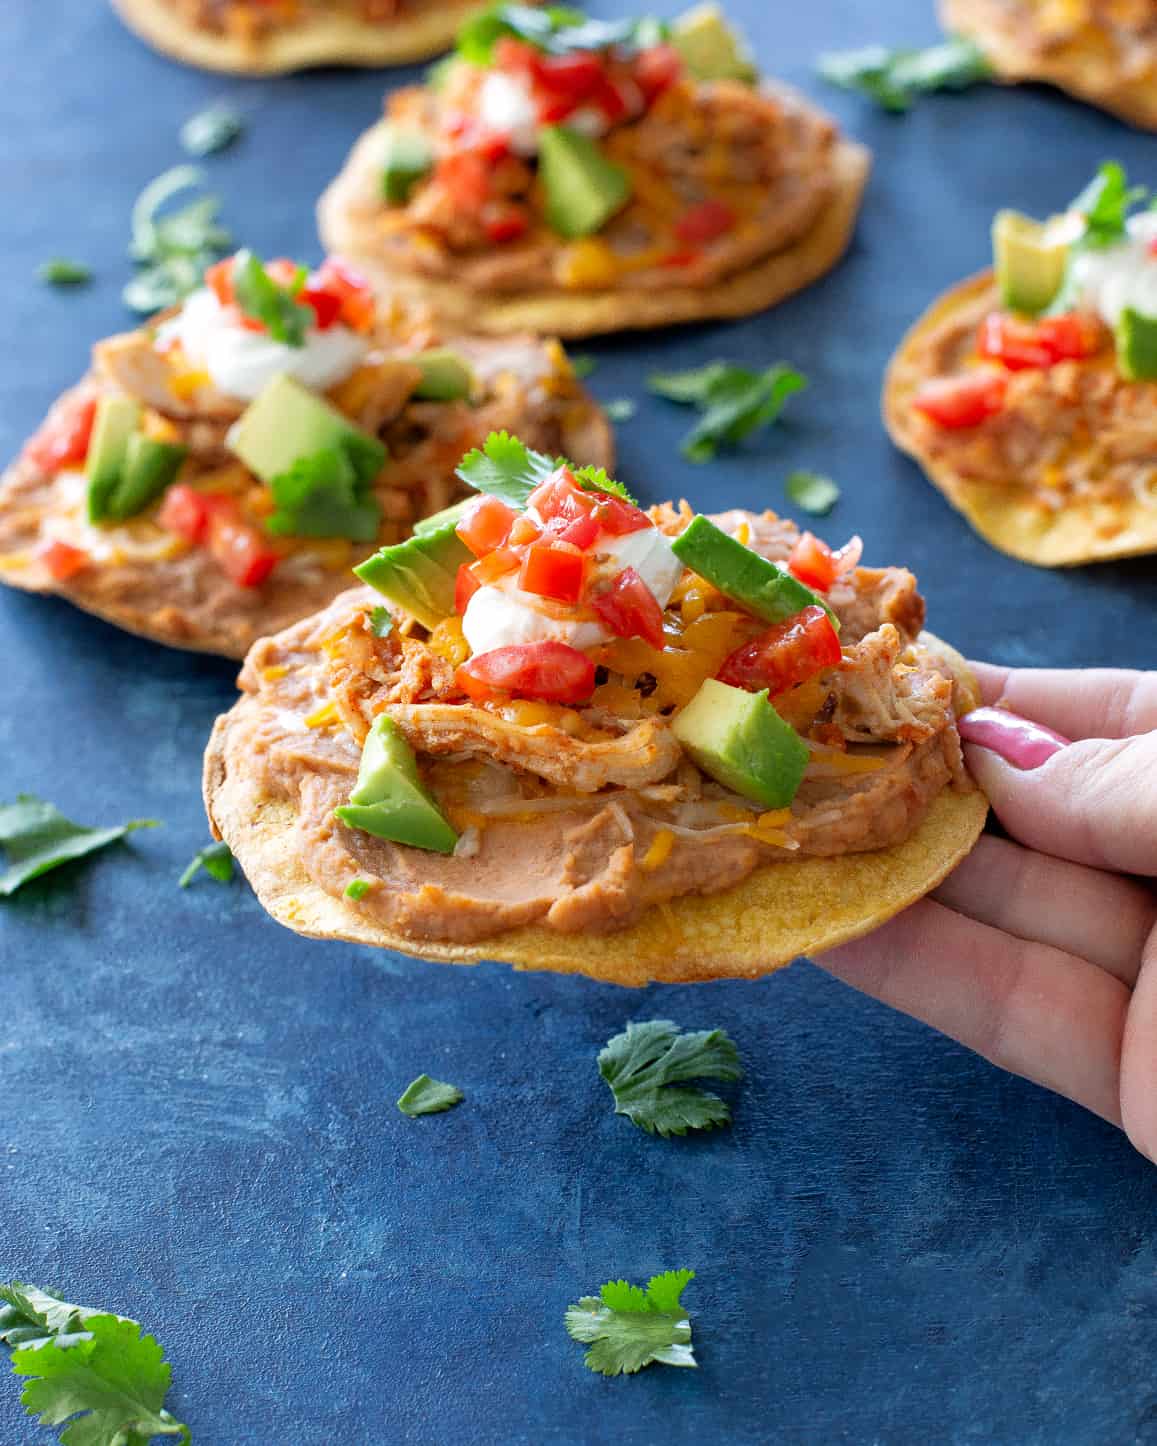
884,271,1157,567
318,133,871,338
110,0,501,71
203,652,987,988
941,0,1157,130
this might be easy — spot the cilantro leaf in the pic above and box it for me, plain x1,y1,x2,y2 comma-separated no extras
231,249,311,347
649,361,806,462
598,1019,742,1137
179,840,234,888
818,36,992,112
124,165,232,315
1068,161,1147,249
397,1075,464,1116
368,605,393,638
180,103,244,157
567,352,597,379
603,398,637,422
0,1285,123,1351
38,259,92,287
457,432,639,509
570,464,636,504
264,445,383,541
786,470,840,516
0,796,156,897
456,5,662,65
565,1270,697,1376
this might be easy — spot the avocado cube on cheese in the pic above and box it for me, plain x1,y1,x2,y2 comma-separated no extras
380,124,435,206
671,3,758,84
85,395,142,523
228,374,386,487
1116,307,1157,381
539,126,632,241
335,715,458,854
354,520,472,630
673,678,809,809
992,210,1070,316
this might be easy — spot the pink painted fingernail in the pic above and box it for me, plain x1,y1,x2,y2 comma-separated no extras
958,706,1070,770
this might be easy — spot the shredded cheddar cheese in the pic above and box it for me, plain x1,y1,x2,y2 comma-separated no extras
305,700,340,729
262,665,289,682
640,830,675,872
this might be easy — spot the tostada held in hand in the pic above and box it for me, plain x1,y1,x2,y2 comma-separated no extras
317,4,871,338
0,250,610,657
204,434,987,986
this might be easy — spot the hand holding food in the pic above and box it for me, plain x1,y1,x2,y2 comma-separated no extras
818,663,1157,1161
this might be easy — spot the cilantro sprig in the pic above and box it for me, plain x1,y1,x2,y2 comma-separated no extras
599,1019,742,1137
0,1282,190,1444
786,470,840,516
230,249,312,347
456,431,638,508
124,165,232,315
0,795,156,897
565,1270,697,1375
818,35,992,112
648,361,806,462
179,840,234,888
180,103,244,158
457,5,665,66
38,259,92,287
264,444,384,541
397,1075,464,1116
1068,161,1147,250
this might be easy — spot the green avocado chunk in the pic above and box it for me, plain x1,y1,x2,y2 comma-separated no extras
673,678,808,809
335,715,458,854
669,515,838,630
992,210,1070,316
380,124,435,205
538,125,632,240
228,374,386,486
409,348,475,402
1115,307,1157,380
354,520,472,629
104,434,187,522
85,395,142,523
671,3,758,84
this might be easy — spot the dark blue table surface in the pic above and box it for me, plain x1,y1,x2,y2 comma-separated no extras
3,3,1157,1442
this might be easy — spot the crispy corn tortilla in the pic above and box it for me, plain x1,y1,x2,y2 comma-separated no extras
318,127,871,338
110,0,503,72
203,635,986,988
0,377,613,658
884,271,1157,568
941,0,1157,130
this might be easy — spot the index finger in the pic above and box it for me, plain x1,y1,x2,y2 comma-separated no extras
969,663,1157,742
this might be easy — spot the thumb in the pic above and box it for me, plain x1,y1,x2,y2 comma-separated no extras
962,722,1157,878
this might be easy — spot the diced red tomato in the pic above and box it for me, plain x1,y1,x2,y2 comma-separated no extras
207,510,279,589
455,562,481,615
533,52,605,104
977,313,1054,371
591,74,637,125
205,257,235,307
434,152,492,211
660,249,699,269
1034,312,1102,362
635,43,683,104
674,199,736,248
456,642,596,705
592,566,665,650
310,257,376,333
493,36,540,72
527,466,596,525
482,202,530,245
24,397,98,475
298,285,343,330
912,370,1007,429
716,605,842,696
788,532,837,593
557,512,601,550
38,539,90,582
473,546,521,584
519,542,586,603
509,514,542,547
157,484,222,545
456,494,519,558
591,494,651,535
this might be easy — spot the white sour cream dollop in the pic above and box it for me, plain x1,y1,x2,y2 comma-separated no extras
1069,211,1157,328
476,72,612,157
154,287,369,402
461,524,684,656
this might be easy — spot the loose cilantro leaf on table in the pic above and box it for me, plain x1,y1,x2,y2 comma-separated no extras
567,352,597,379
0,1282,189,1443
179,840,234,888
648,361,806,462
38,259,92,287
265,446,383,541
786,470,840,516
456,432,637,508
0,796,156,897
565,1270,697,1376
124,164,233,315
599,1019,742,1136
180,103,244,157
231,249,311,347
818,36,992,112
397,1075,464,1116
604,398,637,422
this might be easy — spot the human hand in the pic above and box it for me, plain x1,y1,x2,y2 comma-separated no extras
816,663,1157,1160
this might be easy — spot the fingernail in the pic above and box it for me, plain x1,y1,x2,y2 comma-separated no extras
958,706,1070,770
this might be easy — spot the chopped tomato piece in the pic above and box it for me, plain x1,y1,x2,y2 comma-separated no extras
456,494,518,558
717,605,842,696
674,199,736,247
635,43,683,104
519,542,586,603
298,285,343,330
592,567,665,650
788,532,837,593
977,312,1054,370
509,514,542,547
206,510,279,589
310,257,376,332
482,203,530,244
24,397,97,475
527,466,596,525
557,512,601,550
533,52,605,105
38,539,90,581
591,75,636,125
205,256,235,307
456,642,596,706
158,484,219,545
493,36,540,72
455,562,481,615
592,494,651,535
659,249,699,269
912,370,1007,429
1035,312,1102,362
473,546,521,584
434,152,491,211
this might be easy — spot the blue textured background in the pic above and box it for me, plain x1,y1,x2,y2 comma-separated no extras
3,3,1157,1442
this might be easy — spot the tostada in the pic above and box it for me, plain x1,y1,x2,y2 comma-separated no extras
204,433,987,986
317,4,871,337
0,251,610,657
886,162,1157,566
941,0,1157,130
109,0,526,73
